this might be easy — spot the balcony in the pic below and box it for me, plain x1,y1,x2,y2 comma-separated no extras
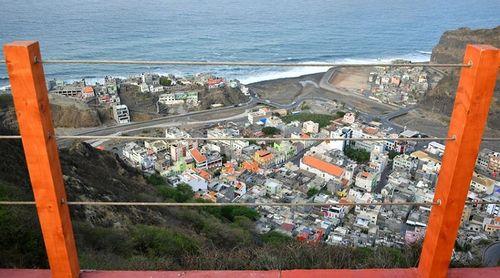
0,41,499,277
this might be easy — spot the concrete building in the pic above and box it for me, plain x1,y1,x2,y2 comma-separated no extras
342,112,356,124
302,121,319,134
355,171,378,192
50,85,83,98
300,155,345,182
393,154,417,173
470,172,496,195
112,104,130,124
177,169,208,192
265,178,282,195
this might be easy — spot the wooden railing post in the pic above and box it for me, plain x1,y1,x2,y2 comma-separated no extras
418,44,499,277
3,41,80,278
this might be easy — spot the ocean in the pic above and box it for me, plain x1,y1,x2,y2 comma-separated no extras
0,0,499,87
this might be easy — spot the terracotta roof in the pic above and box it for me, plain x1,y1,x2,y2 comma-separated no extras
208,78,224,86
234,181,245,190
83,86,94,93
281,223,295,232
242,160,260,173
255,150,271,157
302,155,344,177
190,148,207,163
195,168,211,180
363,126,378,135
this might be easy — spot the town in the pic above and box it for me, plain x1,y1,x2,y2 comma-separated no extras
365,61,443,107
90,85,498,260
44,72,250,124
2,68,498,262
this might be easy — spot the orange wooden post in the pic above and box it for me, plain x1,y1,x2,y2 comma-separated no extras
3,41,80,278
418,44,499,277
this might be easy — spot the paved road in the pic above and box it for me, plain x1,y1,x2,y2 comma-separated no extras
319,67,415,132
483,241,500,267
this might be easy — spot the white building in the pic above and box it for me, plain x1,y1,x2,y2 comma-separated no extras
302,121,319,134
177,169,208,192
342,112,356,124
265,178,282,195
248,108,270,124
426,142,446,157
355,171,378,192
158,93,183,106
393,154,417,172
145,140,169,153
470,172,496,195
122,142,147,166
112,104,130,124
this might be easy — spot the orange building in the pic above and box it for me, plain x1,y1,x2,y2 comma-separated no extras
254,150,274,166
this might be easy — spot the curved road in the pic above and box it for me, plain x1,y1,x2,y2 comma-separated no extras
62,72,414,145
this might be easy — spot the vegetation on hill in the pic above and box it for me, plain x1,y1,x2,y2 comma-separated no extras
281,113,339,128
0,135,425,270
159,76,172,86
262,126,281,135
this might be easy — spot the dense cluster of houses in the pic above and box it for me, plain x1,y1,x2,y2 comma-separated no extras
115,107,499,249
46,72,249,124
366,62,436,107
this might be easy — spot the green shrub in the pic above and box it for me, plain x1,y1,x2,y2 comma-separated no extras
131,225,199,257
344,147,370,163
159,183,194,203
146,174,166,187
159,77,172,86
262,126,280,135
261,231,293,245
281,113,337,128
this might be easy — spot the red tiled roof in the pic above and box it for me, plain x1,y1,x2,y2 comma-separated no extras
195,168,211,180
83,86,94,94
302,155,344,177
242,160,260,173
208,78,224,86
190,148,207,163
281,222,295,232
256,150,271,157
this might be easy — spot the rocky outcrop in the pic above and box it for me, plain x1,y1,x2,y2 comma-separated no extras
431,26,500,64
421,26,500,129
0,94,104,130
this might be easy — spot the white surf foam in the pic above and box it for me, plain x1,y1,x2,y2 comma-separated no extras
239,52,431,85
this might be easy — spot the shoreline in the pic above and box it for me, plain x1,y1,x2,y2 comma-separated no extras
0,52,432,89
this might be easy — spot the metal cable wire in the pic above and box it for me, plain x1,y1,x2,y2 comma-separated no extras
0,135,454,141
0,134,498,141
0,200,498,207
0,59,470,68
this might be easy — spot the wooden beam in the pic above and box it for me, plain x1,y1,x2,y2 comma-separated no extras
3,41,80,278
418,44,499,277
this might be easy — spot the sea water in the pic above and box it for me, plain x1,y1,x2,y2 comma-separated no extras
0,0,499,86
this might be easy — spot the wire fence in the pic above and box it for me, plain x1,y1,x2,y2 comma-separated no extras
1,134,499,142
0,200,498,207
0,59,471,68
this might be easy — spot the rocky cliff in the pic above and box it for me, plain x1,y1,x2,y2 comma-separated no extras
0,94,106,130
421,26,500,129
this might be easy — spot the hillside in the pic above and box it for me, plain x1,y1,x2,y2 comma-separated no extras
0,94,106,130
0,125,424,270
421,26,500,129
